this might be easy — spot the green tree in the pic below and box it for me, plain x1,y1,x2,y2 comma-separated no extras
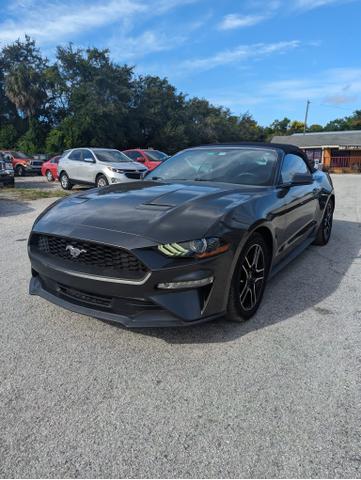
53,45,133,148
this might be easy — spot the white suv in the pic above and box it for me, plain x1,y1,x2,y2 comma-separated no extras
58,148,148,190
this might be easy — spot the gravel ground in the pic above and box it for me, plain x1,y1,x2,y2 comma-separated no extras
0,175,360,478
8,175,89,191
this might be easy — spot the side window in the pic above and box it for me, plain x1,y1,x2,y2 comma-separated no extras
83,149,96,161
280,154,310,184
68,149,83,161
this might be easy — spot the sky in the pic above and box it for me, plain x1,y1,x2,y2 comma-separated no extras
1,0,361,126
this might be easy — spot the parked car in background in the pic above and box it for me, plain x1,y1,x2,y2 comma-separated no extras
0,150,34,176
123,148,169,171
32,153,51,175
58,148,148,190
41,155,62,181
0,152,14,187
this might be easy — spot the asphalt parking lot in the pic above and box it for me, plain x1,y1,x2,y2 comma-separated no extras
0,174,360,478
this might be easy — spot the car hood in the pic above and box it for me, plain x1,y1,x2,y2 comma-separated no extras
33,181,268,246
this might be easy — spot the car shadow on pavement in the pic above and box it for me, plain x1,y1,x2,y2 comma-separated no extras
108,218,361,344
0,198,35,217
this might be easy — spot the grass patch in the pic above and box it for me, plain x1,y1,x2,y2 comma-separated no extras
0,188,70,201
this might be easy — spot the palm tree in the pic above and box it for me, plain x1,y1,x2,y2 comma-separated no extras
5,64,46,124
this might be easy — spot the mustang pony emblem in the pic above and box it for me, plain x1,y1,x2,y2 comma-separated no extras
66,245,87,258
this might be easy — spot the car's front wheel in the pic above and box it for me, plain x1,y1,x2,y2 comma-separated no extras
96,174,109,188
313,198,334,246
45,170,54,182
226,233,270,322
59,172,73,190
15,165,25,177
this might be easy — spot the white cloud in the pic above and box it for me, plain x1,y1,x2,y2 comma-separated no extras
0,0,146,44
262,68,361,103
218,13,267,30
111,31,186,61
292,0,352,10
0,0,201,46
180,40,300,73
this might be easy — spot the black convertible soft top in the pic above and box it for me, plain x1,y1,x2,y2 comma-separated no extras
195,142,314,170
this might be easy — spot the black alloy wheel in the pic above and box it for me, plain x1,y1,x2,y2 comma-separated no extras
313,198,334,246
227,232,270,322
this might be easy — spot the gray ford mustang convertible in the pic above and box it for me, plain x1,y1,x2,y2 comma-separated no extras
28,143,334,327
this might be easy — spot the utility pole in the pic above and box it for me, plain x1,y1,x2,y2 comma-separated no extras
303,100,310,134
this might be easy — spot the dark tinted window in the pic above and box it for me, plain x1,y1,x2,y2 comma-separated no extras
280,154,310,184
68,149,83,161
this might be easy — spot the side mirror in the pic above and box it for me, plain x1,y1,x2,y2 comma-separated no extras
84,157,95,163
291,172,313,185
136,156,145,162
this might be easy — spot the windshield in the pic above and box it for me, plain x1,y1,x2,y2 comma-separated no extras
12,151,32,159
148,147,279,186
146,150,168,161
95,149,131,163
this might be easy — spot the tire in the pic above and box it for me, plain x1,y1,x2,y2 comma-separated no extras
226,233,270,322
313,198,334,246
96,174,109,188
45,170,54,182
15,165,25,177
59,172,73,190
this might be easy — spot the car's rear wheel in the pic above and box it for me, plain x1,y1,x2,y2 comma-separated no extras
313,198,334,246
226,233,270,322
60,172,73,190
45,170,54,182
15,165,25,177
96,174,108,188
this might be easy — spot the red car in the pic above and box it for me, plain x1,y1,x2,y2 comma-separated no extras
41,155,61,181
0,150,34,176
122,148,168,171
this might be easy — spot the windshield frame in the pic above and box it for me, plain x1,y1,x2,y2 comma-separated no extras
147,146,281,187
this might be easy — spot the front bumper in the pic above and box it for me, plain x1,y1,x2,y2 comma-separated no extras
106,172,146,184
29,246,233,328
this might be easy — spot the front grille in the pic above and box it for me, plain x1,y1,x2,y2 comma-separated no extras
58,284,112,308
125,171,141,179
33,234,148,279
31,161,43,167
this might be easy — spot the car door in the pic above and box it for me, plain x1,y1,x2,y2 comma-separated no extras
76,148,97,183
66,149,83,180
276,153,320,257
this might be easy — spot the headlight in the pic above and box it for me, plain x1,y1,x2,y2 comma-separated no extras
158,237,229,259
106,166,124,174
